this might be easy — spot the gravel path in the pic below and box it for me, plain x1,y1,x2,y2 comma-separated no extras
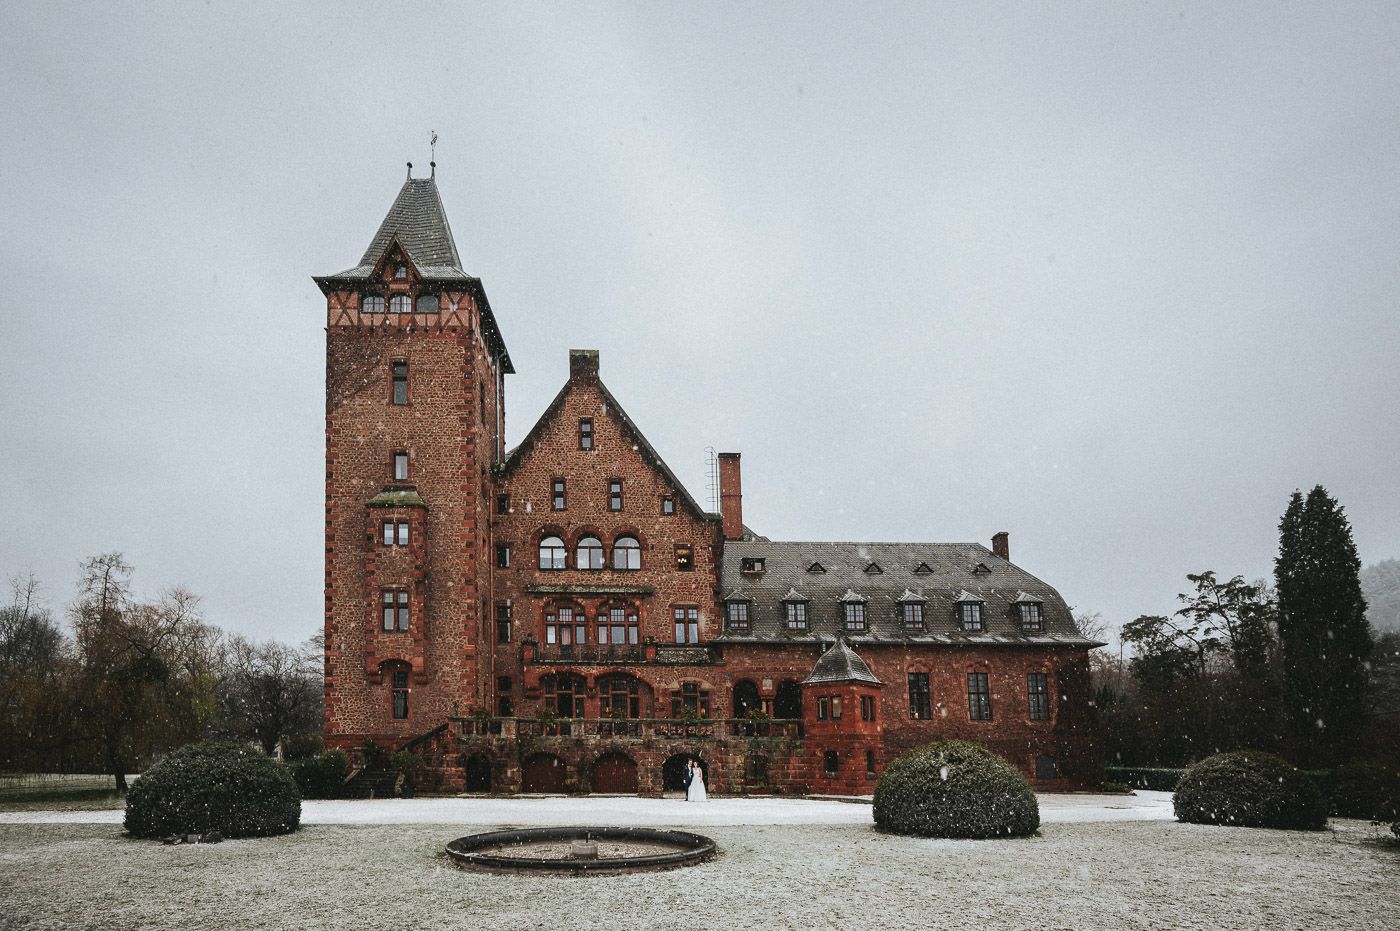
1,816,1395,930
0,791,1176,826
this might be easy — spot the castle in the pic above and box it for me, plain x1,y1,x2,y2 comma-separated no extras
316,168,1101,794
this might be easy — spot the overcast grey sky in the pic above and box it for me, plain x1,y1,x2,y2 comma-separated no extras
3,2,1398,647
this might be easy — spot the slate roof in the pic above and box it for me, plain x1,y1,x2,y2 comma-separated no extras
802,639,882,685
717,540,1098,647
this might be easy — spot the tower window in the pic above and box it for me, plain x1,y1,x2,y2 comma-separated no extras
389,294,411,314
823,751,839,776
861,695,876,721
551,478,566,511
579,418,593,450
391,668,409,719
362,295,385,314
381,590,409,632
391,361,408,405
394,264,407,279
393,452,409,481
382,521,409,546
609,479,623,512
1027,672,1050,720
495,603,511,643
673,606,699,644
661,495,675,515
613,536,641,570
495,544,511,569
416,294,438,314
496,493,509,515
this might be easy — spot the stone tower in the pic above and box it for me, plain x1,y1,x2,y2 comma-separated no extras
314,168,512,749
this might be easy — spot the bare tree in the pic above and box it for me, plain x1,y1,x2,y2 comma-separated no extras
214,634,321,756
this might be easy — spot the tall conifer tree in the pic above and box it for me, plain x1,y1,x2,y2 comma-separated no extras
1274,486,1373,767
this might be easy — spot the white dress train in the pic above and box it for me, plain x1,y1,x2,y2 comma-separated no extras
686,765,708,802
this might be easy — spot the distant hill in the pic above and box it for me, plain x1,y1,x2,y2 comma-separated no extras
1361,559,1400,633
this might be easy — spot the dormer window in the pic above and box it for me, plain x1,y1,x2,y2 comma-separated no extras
725,600,751,632
783,597,808,631
844,602,867,631
394,264,407,279
912,561,934,575
864,562,883,575
740,557,766,574
807,562,826,574
416,294,438,314
959,602,985,632
362,295,385,314
901,602,925,630
1020,602,1043,632
389,294,411,314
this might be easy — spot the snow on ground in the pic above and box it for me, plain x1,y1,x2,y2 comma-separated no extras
0,791,1176,826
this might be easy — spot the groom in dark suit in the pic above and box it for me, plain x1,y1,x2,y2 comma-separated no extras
680,758,693,792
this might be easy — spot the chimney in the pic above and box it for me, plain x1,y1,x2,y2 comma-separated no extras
991,531,1010,563
718,453,743,541
569,349,599,380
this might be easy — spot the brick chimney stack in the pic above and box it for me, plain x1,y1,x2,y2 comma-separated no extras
569,349,599,380
991,531,1010,563
718,453,744,541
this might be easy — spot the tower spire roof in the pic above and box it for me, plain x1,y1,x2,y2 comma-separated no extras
360,175,462,270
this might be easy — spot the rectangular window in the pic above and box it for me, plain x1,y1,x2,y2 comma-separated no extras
495,544,510,569
391,669,409,720
496,676,513,717
674,544,694,571
844,602,867,631
545,606,587,647
1020,603,1043,632
551,478,566,511
908,672,931,720
393,451,409,481
579,418,593,450
382,521,409,546
831,696,843,720
960,603,984,631
817,696,830,721
726,601,750,632
673,606,699,644
861,695,876,721
391,361,408,405
784,601,808,630
1027,672,1050,720
381,590,409,632
670,682,710,717
901,602,925,630
662,495,675,515
609,479,623,512
495,603,511,643
968,672,992,721
496,493,509,515
823,750,839,776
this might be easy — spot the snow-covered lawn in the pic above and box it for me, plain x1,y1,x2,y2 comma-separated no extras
0,790,1176,826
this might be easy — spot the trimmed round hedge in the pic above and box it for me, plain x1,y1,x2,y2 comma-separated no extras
1173,751,1326,831
873,739,1040,839
125,741,301,839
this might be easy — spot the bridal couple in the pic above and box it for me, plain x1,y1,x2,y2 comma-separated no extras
680,757,707,802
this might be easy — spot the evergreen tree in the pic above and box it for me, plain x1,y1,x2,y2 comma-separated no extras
1275,486,1373,767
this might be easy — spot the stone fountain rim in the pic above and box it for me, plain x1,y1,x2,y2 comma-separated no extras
445,826,716,873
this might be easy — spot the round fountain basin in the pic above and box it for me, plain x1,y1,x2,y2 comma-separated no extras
445,826,716,874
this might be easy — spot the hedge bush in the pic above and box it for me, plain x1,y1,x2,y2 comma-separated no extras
1173,751,1326,831
1105,766,1184,792
288,749,349,800
873,740,1039,839
125,741,301,839
1326,760,1400,821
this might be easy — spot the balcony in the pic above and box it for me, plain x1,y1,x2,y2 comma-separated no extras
452,716,804,741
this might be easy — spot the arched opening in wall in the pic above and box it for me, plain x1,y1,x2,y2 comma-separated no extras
733,679,762,735
774,679,802,719
591,752,639,794
661,753,708,792
463,753,492,793
542,672,586,719
521,753,568,793
1035,754,1058,781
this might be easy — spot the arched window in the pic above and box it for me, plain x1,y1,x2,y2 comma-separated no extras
596,604,640,645
416,294,439,314
545,604,586,647
389,294,411,314
362,295,385,314
576,536,604,570
543,673,585,718
539,536,566,570
612,536,641,570
598,675,641,718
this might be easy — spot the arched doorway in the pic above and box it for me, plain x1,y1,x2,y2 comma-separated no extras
463,753,492,793
733,679,761,717
774,679,802,719
591,752,639,793
521,753,568,793
662,753,708,792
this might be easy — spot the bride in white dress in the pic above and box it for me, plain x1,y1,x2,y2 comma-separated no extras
686,759,708,802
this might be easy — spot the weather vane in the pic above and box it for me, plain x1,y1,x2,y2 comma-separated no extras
430,131,438,177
